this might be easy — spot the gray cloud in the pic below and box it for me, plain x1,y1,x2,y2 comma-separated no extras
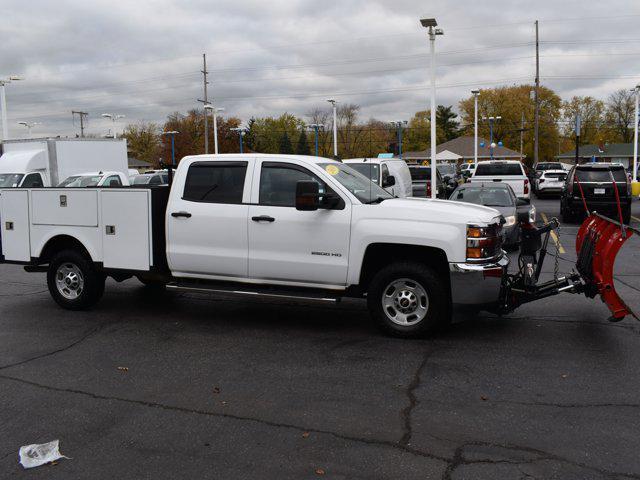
1,0,639,139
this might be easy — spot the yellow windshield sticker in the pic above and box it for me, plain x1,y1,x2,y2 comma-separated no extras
325,165,340,176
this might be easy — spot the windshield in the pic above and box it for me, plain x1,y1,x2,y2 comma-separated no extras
475,163,524,176
132,175,152,185
409,167,431,181
347,163,380,182
438,164,456,175
575,167,627,182
318,162,393,203
536,163,563,171
0,173,25,188
451,186,514,207
58,175,103,187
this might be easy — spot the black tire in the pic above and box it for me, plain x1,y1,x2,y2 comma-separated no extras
367,262,449,338
47,249,105,310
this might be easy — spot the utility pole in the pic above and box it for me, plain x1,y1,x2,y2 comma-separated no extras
534,20,540,165
197,53,210,154
72,111,88,138
472,89,479,164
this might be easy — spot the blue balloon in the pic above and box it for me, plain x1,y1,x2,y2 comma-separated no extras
479,142,485,147
498,141,503,147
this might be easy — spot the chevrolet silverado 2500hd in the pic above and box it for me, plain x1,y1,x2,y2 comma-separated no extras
0,154,508,337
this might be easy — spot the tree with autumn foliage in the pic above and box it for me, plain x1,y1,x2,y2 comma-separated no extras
122,122,162,167
458,85,562,164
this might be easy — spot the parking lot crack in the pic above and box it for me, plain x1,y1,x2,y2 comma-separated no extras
0,323,104,371
399,349,433,446
0,373,450,464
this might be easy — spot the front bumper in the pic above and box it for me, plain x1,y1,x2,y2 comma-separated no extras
449,254,509,306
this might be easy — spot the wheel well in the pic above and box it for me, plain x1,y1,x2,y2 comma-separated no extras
38,235,92,264
359,243,450,291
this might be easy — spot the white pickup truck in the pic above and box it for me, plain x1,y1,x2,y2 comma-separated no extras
470,160,531,201
0,154,508,337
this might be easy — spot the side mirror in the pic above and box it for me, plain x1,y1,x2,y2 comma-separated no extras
295,180,320,211
382,175,396,188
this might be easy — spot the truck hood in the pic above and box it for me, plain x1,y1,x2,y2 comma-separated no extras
377,197,501,225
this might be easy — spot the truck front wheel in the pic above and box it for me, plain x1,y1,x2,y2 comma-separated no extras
47,249,105,310
367,262,449,338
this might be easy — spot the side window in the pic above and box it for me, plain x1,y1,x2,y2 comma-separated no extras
22,173,44,188
105,175,122,187
149,175,162,185
259,163,324,207
183,161,247,204
381,164,390,185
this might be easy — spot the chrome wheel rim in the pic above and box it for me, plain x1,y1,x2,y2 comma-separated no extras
381,278,429,326
55,263,84,300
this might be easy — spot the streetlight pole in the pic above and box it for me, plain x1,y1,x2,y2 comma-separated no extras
17,121,41,138
471,90,479,164
483,116,501,160
0,76,24,141
230,127,245,153
204,104,224,154
633,85,639,186
101,113,125,139
162,130,179,185
309,123,323,157
421,18,443,199
327,99,338,158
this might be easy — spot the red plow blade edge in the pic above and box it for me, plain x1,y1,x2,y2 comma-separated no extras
575,213,638,321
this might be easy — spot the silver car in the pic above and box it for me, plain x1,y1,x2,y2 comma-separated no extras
449,182,535,248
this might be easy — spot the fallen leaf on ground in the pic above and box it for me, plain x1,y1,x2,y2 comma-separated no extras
315,468,325,475
302,432,310,438
117,367,129,372
212,387,220,394
480,395,488,401
561,374,568,378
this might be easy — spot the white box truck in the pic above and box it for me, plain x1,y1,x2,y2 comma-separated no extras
0,138,128,188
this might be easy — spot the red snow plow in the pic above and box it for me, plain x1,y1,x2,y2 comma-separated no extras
575,213,638,321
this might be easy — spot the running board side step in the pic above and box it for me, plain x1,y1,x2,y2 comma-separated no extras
167,280,344,303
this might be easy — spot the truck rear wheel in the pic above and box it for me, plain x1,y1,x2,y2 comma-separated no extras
367,262,449,338
47,249,105,310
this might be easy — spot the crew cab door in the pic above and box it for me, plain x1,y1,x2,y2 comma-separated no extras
247,160,351,286
167,159,253,279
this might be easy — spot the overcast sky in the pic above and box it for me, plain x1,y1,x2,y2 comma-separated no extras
1,0,639,139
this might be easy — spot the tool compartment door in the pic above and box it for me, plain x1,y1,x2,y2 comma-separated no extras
101,190,151,271
0,190,31,262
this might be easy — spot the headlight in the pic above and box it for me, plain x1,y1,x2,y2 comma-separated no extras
504,215,516,226
529,205,536,223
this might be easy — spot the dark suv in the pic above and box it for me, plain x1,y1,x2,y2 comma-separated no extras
560,163,632,224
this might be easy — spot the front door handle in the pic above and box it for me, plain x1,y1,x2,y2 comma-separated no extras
251,215,275,222
171,211,192,218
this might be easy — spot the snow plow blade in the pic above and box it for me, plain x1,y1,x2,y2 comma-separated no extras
575,213,638,322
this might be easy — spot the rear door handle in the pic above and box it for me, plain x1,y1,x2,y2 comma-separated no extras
171,211,192,218
251,215,275,222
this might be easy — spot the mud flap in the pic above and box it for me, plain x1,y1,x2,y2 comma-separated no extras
575,213,638,321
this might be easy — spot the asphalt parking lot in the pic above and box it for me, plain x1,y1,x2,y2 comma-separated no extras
1,196,639,479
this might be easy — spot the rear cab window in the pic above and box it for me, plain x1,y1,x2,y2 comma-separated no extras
575,167,627,183
475,163,524,176
183,161,248,204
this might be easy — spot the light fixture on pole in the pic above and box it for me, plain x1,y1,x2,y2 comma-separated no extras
471,89,480,164
632,84,639,191
308,123,324,157
230,127,245,153
327,99,338,158
390,121,407,158
162,130,179,184
0,76,24,141
421,17,443,198
204,104,224,154
101,113,125,139
17,121,41,138
482,116,501,160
